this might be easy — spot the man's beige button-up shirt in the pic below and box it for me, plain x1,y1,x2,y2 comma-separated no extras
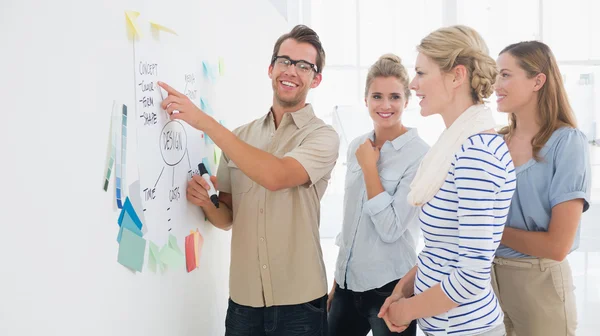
217,104,339,307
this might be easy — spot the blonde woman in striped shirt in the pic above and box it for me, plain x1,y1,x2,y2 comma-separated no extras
378,26,515,336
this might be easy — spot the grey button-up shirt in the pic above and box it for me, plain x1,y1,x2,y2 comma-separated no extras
335,128,429,291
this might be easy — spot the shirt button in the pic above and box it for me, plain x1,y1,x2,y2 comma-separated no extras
260,208,264,214
262,265,267,269
260,237,265,242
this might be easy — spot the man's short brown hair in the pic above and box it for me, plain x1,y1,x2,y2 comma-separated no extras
271,25,326,73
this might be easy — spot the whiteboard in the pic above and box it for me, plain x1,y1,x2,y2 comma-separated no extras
0,0,289,335
132,16,209,249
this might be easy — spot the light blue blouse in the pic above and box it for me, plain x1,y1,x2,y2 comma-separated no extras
334,128,429,291
496,127,592,258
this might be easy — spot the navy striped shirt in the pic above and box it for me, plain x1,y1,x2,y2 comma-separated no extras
414,134,515,335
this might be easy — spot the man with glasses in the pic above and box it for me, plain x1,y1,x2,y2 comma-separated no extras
158,25,339,335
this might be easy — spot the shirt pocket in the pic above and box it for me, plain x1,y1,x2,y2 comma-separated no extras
344,162,363,190
379,168,401,193
227,160,253,195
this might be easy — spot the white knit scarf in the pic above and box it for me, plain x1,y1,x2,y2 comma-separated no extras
407,104,497,206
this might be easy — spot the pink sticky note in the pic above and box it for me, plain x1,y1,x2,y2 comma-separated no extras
185,233,196,273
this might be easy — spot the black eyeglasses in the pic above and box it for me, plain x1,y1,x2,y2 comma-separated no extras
271,56,318,74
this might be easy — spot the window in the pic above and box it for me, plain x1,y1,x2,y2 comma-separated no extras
457,0,539,57
542,0,597,61
310,0,357,66
303,0,600,234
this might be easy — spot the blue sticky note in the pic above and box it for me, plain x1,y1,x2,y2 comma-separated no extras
202,61,216,82
202,61,209,78
200,98,214,116
205,134,214,146
118,197,143,230
202,157,212,175
117,211,143,243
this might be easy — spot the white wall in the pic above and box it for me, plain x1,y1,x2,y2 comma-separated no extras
0,0,289,335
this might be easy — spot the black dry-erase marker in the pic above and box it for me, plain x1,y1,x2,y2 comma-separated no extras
198,163,219,208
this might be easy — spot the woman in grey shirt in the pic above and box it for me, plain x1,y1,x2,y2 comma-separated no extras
327,54,429,336
493,41,591,336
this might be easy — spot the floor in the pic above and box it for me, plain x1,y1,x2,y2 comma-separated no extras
320,201,600,336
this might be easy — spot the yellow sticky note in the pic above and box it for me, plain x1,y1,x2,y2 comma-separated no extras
194,230,204,267
125,10,142,38
149,21,178,35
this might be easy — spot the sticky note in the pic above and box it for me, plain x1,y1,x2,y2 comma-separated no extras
202,61,210,79
202,61,216,82
200,98,214,116
192,231,199,266
148,241,161,273
117,212,143,243
218,57,225,76
125,10,142,38
194,230,204,266
185,233,196,273
117,228,146,272
168,234,184,255
128,180,147,234
214,146,222,165
205,134,214,146
185,230,204,273
159,234,185,268
159,245,184,268
199,98,209,114
149,21,178,35
118,197,143,231
201,157,212,175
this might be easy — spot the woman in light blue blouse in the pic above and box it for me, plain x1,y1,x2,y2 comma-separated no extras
493,41,591,336
326,54,429,336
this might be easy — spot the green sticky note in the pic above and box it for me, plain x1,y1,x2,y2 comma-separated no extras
218,57,225,76
117,228,147,272
159,245,184,267
214,146,222,165
168,234,184,256
148,241,161,273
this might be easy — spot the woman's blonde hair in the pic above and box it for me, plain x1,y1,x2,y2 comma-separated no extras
497,41,577,160
364,53,411,100
417,25,497,104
